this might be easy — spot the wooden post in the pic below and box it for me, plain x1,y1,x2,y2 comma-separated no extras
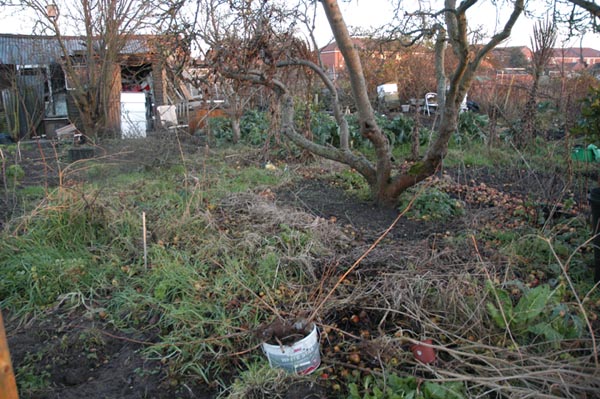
142,211,148,270
0,310,18,399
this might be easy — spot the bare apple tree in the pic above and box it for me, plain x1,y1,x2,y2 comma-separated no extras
303,0,525,205
176,0,527,205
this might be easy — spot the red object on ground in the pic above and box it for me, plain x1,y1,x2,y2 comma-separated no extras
411,339,436,364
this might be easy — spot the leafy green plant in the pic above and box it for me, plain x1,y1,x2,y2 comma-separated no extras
15,352,51,396
241,109,270,145
347,374,465,399
573,86,600,142
382,114,416,145
454,112,489,144
533,100,565,139
345,113,365,148
486,281,584,346
305,112,420,149
7,164,25,181
331,168,371,200
399,186,464,221
309,110,339,146
208,116,233,144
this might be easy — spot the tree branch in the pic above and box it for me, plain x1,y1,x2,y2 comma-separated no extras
277,58,350,150
220,69,377,184
473,0,525,67
568,0,600,18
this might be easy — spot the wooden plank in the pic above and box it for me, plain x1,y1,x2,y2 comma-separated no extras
0,310,18,399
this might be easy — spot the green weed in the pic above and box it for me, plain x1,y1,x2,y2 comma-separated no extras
330,169,371,200
15,352,51,396
209,116,234,144
486,280,584,347
454,112,489,144
241,110,271,145
0,236,100,314
18,185,47,200
6,164,25,181
226,361,291,399
573,85,600,142
399,186,464,221
307,110,339,146
348,374,466,399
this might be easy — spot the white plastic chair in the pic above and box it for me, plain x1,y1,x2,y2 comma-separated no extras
424,92,438,116
157,105,178,127
157,105,188,132
460,94,468,113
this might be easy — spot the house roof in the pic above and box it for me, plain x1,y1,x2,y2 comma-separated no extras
492,46,532,57
551,47,600,58
0,34,154,65
320,38,368,52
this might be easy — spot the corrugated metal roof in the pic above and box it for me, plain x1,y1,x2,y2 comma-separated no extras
0,34,152,65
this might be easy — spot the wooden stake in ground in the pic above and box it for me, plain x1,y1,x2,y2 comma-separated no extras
142,211,148,270
0,310,18,399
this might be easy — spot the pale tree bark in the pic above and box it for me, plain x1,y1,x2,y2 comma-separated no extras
222,86,251,144
276,0,525,205
359,0,522,202
319,0,524,205
278,59,350,150
320,0,392,199
410,116,421,160
232,115,242,144
434,24,447,113
422,0,524,168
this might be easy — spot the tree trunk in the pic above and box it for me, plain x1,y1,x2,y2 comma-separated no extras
488,105,498,149
105,62,122,138
521,80,539,147
232,117,241,144
411,113,421,160
222,0,524,208
321,0,392,199
434,25,447,113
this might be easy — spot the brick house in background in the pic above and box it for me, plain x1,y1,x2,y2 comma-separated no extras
548,47,600,72
491,45,600,75
322,40,600,80
319,38,368,81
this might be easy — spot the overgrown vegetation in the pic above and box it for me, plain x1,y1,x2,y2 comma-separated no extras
1,108,600,398
574,86,600,142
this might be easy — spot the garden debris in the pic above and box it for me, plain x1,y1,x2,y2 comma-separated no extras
257,318,312,346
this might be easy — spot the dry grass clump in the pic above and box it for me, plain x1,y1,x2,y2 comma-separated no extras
218,192,352,247
216,192,353,279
